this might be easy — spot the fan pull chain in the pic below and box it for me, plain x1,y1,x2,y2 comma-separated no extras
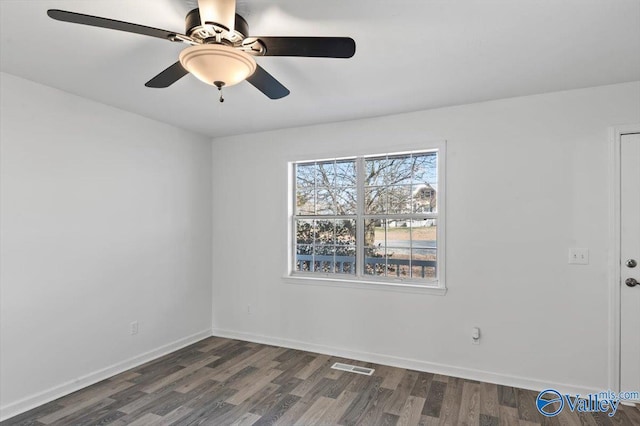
214,81,225,103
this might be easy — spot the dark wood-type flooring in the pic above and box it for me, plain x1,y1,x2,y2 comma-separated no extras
3,337,639,425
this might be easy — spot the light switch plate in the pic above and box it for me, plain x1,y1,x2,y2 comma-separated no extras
568,248,589,265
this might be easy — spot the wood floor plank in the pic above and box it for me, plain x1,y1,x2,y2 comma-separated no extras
225,369,283,404
380,365,407,390
317,367,356,399
230,412,262,426
55,379,134,407
514,388,541,423
379,412,401,425
197,336,233,353
422,379,447,417
292,395,334,425
126,412,163,426
247,377,302,417
479,413,500,426
213,346,280,381
171,366,217,394
437,376,463,425
47,397,116,426
411,372,435,399
157,405,192,424
498,405,520,426
290,360,334,398
314,390,358,425
142,354,219,393
294,354,330,380
356,388,395,425
130,364,185,388
396,395,426,426
620,404,640,424
480,382,500,417
497,385,518,408
385,370,420,416
458,381,481,426
419,415,441,425
1,402,64,426
38,380,133,424
252,393,301,426
339,376,384,426
555,408,583,426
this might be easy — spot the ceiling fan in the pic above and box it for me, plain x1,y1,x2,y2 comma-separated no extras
47,0,356,100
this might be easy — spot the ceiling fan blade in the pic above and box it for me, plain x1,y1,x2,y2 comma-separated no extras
254,37,356,58
47,9,177,41
198,0,236,33
145,62,189,88
246,65,290,99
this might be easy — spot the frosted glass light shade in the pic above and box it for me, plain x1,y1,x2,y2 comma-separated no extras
179,44,256,87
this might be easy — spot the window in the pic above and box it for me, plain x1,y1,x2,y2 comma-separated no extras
290,148,445,289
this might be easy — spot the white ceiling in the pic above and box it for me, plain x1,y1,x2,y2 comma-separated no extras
1,0,639,138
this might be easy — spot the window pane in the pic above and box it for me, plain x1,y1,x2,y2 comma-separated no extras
412,153,438,213
386,221,411,277
364,219,386,276
365,157,388,187
316,188,335,215
412,184,436,213
412,153,438,185
296,245,313,271
411,220,437,280
335,160,356,186
335,219,356,245
317,161,336,187
296,163,316,188
296,187,315,215
385,154,413,186
296,219,315,244
315,220,335,245
335,186,356,215
365,186,386,214
387,185,412,214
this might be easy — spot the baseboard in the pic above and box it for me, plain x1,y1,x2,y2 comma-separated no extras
0,329,212,422
211,328,599,398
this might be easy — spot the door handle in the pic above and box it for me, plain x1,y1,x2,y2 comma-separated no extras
626,278,639,287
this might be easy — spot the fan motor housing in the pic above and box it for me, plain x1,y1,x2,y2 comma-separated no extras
185,8,249,41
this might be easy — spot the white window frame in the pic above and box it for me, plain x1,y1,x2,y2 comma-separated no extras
285,143,446,295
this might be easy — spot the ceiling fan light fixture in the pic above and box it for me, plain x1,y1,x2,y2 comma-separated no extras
179,44,256,87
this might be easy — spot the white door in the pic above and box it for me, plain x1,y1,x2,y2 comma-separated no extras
621,132,640,400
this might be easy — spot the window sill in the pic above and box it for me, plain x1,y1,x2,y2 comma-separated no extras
282,274,447,295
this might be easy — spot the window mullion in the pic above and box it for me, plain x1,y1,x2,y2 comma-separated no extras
356,157,365,277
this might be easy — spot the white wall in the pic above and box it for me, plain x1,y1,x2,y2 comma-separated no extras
0,73,213,419
211,82,640,394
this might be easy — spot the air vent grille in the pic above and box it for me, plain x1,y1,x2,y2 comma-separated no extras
331,362,375,376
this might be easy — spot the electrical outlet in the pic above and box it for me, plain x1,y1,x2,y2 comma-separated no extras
130,321,139,335
472,327,480,345
568,248,589,265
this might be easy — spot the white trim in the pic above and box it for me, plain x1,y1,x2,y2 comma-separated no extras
608,124,640,394
283,275,447,295
0,329,212,422
211,328,599,398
